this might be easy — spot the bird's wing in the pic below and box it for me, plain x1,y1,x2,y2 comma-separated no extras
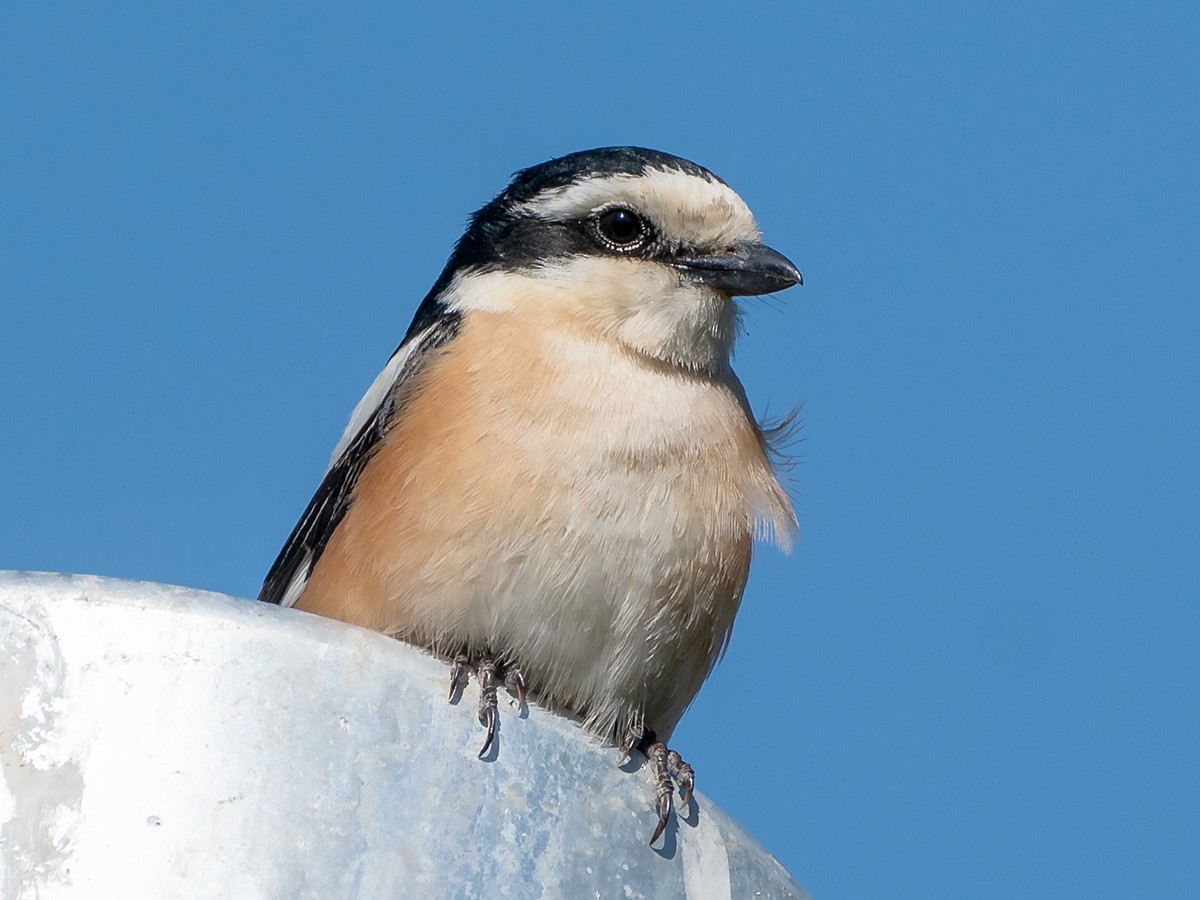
258,312,462,606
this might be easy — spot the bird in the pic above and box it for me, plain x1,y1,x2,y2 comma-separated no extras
258,146,803,844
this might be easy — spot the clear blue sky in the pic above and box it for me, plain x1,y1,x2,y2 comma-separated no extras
3,3,1197,897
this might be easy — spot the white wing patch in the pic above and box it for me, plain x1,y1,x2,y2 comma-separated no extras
328,330,432,470
278,548,313,609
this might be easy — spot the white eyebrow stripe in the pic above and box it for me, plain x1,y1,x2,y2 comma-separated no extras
515,167,761,249
516,171,647,218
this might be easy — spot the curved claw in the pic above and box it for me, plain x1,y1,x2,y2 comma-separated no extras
477,704,497,758
618,724,652,766
448,653,469,701
646,742,674,846
504,668,526,708
668,750,695,809
649,783,673,846
476,658,500,758
617,731,639,766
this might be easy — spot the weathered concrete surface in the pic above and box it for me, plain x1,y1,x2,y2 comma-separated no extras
0,571,808,899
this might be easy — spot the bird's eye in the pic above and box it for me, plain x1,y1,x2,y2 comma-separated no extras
595,207,648,249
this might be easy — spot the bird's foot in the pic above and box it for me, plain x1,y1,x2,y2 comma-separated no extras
446,652,525,758
476,658,500,757
668,748,695,809
504,668,527,708
636,732,696,846
448,651,470,701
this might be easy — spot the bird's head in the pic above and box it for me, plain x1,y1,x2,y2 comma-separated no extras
417,147,802,372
